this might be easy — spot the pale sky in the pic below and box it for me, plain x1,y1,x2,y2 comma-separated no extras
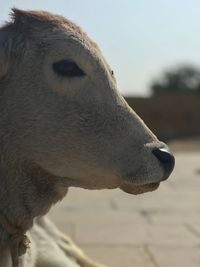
1,1,200,96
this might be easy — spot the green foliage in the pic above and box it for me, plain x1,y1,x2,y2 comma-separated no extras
151,65,200,95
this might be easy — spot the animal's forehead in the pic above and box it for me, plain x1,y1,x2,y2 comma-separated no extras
2,8,97,49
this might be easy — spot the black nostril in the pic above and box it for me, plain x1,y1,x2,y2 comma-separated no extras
152,148,175,180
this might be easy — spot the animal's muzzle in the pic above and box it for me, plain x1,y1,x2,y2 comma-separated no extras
152,147,175,180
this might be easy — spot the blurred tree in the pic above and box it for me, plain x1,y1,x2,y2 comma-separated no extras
150,65,200,95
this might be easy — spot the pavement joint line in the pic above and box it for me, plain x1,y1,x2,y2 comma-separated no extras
143,245,159,267
76,244,150,248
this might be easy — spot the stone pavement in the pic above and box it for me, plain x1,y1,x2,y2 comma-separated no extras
49,152,200,267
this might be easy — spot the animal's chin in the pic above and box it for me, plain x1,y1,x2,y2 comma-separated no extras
120,182,160,195
59,175,160,194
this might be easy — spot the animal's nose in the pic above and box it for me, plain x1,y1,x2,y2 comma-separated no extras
152,148,175,180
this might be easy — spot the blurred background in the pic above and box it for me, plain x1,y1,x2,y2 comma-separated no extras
1,1,200,267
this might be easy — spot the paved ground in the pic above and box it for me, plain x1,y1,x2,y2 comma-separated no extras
49,152,200,267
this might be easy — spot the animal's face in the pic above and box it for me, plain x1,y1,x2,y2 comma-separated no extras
0,9,174,195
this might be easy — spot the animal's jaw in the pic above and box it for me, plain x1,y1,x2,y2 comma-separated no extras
37,163,161,194
61,175,160,194
120,182,160,195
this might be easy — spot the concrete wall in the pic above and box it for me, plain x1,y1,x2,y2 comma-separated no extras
125,94,200,140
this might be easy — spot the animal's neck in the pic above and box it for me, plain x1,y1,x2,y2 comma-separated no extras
0,166,33,266
0,167,32,245
0,247,12,267
0,160,68,262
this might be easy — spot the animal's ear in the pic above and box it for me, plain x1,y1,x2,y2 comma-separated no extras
11,8,31,26
0,9,25,79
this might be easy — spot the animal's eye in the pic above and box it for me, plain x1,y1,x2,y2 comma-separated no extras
53,60,85,77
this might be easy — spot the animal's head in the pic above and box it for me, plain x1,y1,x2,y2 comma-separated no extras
0,9,174,196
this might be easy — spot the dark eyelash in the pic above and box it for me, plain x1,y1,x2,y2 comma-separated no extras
53,60,85,77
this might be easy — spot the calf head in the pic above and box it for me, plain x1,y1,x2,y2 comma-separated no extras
0,8,174,206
